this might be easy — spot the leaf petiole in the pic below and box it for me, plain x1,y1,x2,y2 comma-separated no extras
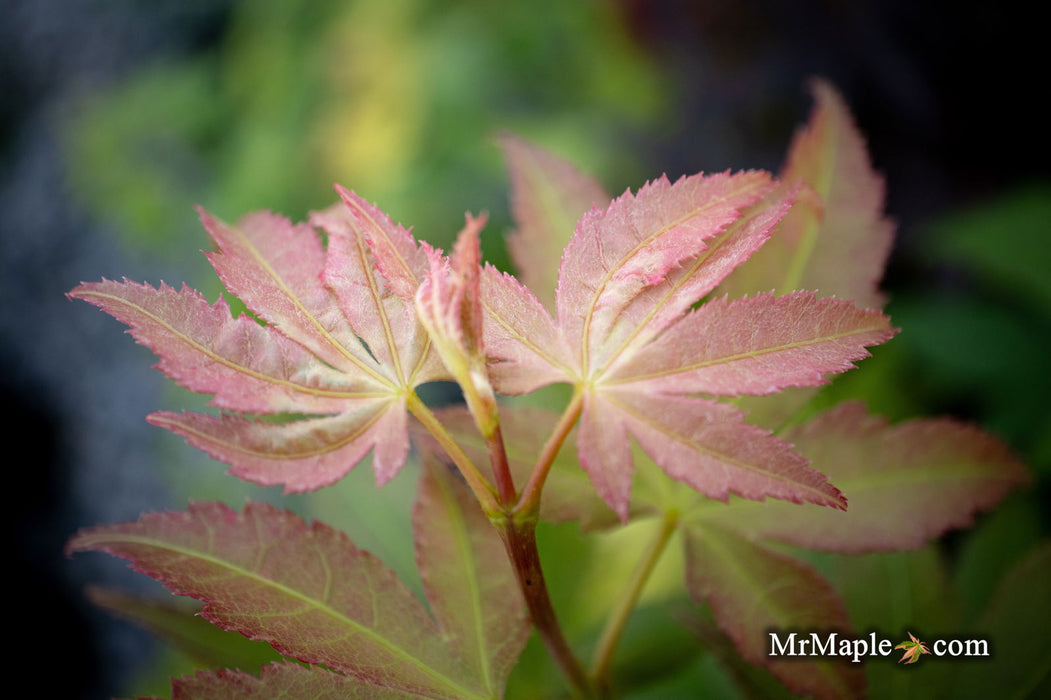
486,422,518,507
406,391,501,516
589,509,679,690
516,386,585,519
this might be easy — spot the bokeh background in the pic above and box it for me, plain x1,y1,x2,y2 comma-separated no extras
3,1,1047,697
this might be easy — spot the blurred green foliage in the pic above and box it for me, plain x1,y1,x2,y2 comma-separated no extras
66,0,665,273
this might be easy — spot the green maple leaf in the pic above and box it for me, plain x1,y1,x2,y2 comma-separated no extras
895,631,931,664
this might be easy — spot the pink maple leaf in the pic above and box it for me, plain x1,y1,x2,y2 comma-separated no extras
482,166,896,520
70,189,447,492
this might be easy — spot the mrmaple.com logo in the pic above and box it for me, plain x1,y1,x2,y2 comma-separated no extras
768,630,990,664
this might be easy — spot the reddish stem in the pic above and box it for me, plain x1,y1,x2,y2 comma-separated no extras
498,518,596,698
486,423,517,507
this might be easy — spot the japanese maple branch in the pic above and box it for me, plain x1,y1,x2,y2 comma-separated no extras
496,388,595,697
589,509,679,690
498,517,597,699
411,386,594,696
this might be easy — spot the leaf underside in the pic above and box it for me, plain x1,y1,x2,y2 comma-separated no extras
71,191,449,493
683,524,865,700
68,501,516,700
485,160,895,520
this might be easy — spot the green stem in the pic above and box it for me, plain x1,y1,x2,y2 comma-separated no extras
516,387,584,518
589,510,679,691
414,386,594,696
406,392,500,515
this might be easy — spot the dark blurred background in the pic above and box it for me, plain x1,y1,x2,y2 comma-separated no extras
2,1,1047,697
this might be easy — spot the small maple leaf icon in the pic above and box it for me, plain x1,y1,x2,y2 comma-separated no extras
895,632,931,664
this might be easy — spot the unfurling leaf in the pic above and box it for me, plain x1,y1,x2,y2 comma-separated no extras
70,497,528,699
484,164,895,519
70,192,447,491
416,215,501,436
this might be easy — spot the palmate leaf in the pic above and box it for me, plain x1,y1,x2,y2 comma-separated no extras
70,469,529,699
557,171,778,370
483,151,895,519
70,191,447,491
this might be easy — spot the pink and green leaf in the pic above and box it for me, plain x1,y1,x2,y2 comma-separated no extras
719,80,894,308
499,135,610,312
481,264,576,394
683,523,865,700
578,391,845,520
606,292,895,395
68,502,489,699
148,401,409,491
67,279,383,415
690,402,1030,552
557,170,775,372
335,186,432,304
313,202,440,387
414,459,530,697
200,209,379,378
157,663,420,699
480,161,892,519
598,186,796,363
86,587,282,673
894,631,931,664
717,81,895,427
74,192,456,493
